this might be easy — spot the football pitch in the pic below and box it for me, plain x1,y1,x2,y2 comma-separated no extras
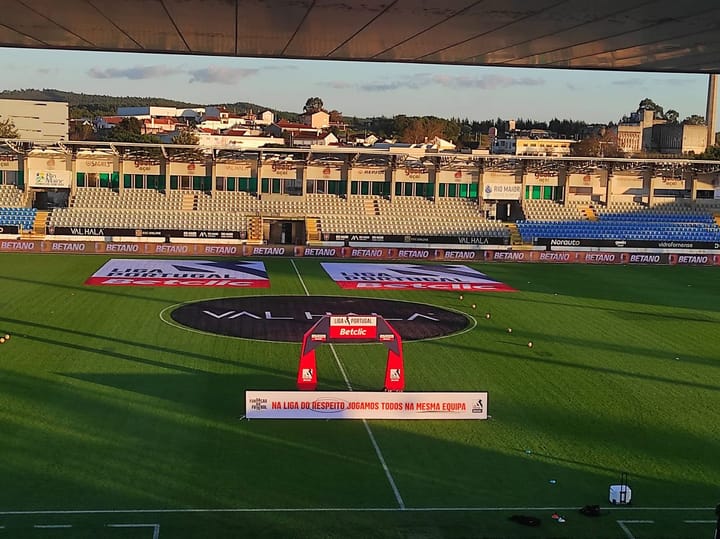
0,253,718,538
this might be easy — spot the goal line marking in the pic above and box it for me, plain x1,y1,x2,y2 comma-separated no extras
0,506,713,516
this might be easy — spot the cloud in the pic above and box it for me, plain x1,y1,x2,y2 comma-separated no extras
431,74,544,89
611,78,646,87
329,72,544,92
87,65,181,80
188,66,260,84
327,80,355,89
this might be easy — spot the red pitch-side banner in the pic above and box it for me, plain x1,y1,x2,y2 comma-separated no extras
328,315,378,339
85,259,270,287
321,262,515,292
246,391,488,420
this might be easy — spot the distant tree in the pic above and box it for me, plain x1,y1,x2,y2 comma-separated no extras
303,97,324,114
69,121,94,141
118,117,143,135
638,98,664,119
571,129,623,158
696,145,720,160
0,117,19,138
683,114,706,125
98,117,160,144
664,109,679,123
171,130,199,145
328,109,343,124
401,117,447,144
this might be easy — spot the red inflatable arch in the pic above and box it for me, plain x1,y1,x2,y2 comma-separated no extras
297,314,404,391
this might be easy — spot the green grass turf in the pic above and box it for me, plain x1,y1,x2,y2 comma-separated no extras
0,254,718,538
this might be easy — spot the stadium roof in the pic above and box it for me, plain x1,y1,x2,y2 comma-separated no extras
1,0,719,73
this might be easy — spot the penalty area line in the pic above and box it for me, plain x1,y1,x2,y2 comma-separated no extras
617,520,654,539
108,523,160,539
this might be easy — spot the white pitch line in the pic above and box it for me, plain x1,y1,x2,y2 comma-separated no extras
0,507,713,516
290,259,310,296
291,258,405,510
684,520,716,523
617,520,654,539
33,524,73,528
108,523,160,539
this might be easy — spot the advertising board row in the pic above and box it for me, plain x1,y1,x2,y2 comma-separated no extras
537,238,720,250
49,226,245,240
322,233,510,245
246,391,488,420
1,240,719,265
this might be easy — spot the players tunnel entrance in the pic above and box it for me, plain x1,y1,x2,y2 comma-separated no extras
265,219,306,244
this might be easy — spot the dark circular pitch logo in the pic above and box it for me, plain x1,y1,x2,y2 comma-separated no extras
170,296,471,342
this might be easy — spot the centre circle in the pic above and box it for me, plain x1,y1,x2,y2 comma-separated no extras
169,295,471,342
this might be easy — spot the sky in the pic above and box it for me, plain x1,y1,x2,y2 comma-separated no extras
1,47,715,129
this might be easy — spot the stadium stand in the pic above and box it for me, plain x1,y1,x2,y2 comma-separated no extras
517,200,720,243
0,185,36,231
46,187,509,241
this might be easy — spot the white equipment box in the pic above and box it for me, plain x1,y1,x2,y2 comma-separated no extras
609,484,632,504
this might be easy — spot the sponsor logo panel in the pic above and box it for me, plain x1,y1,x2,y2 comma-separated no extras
86,259,270,287
321,262,515,292
246,391,488,420
328,316,378,339
0,240,40,252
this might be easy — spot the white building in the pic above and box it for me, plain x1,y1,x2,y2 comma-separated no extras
117,106,204,121
0,98,68,141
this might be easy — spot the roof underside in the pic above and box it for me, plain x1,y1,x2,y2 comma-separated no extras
1,0,719,73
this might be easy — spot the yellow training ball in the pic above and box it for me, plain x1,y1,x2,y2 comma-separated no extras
528,341,533,348
0,338,5,344
459,294,464,301
3,334,8,340
485,313,491,319
507,328,513,333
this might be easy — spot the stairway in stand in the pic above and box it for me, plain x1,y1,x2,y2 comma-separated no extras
580,205,598,221
29,210,49,237
714,212,720,226
363,199,380,215
248,216,263,243
506,223,526,247
305,217,321,242
181,192,196,211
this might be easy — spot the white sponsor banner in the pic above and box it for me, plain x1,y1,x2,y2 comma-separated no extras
394,167,430,183
351,167,388,181
246,391,488,419
482,182,522,200
169,162,208,176
86,259,269,287
124,159,162,175
321,262,514,291
525,172,559,186
0,155,18,169
653,176,686,189
438,169,477,183
215,162,254,177
262,162,299,179
76,157,114,173
29,170,72,188
306,164,342,180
